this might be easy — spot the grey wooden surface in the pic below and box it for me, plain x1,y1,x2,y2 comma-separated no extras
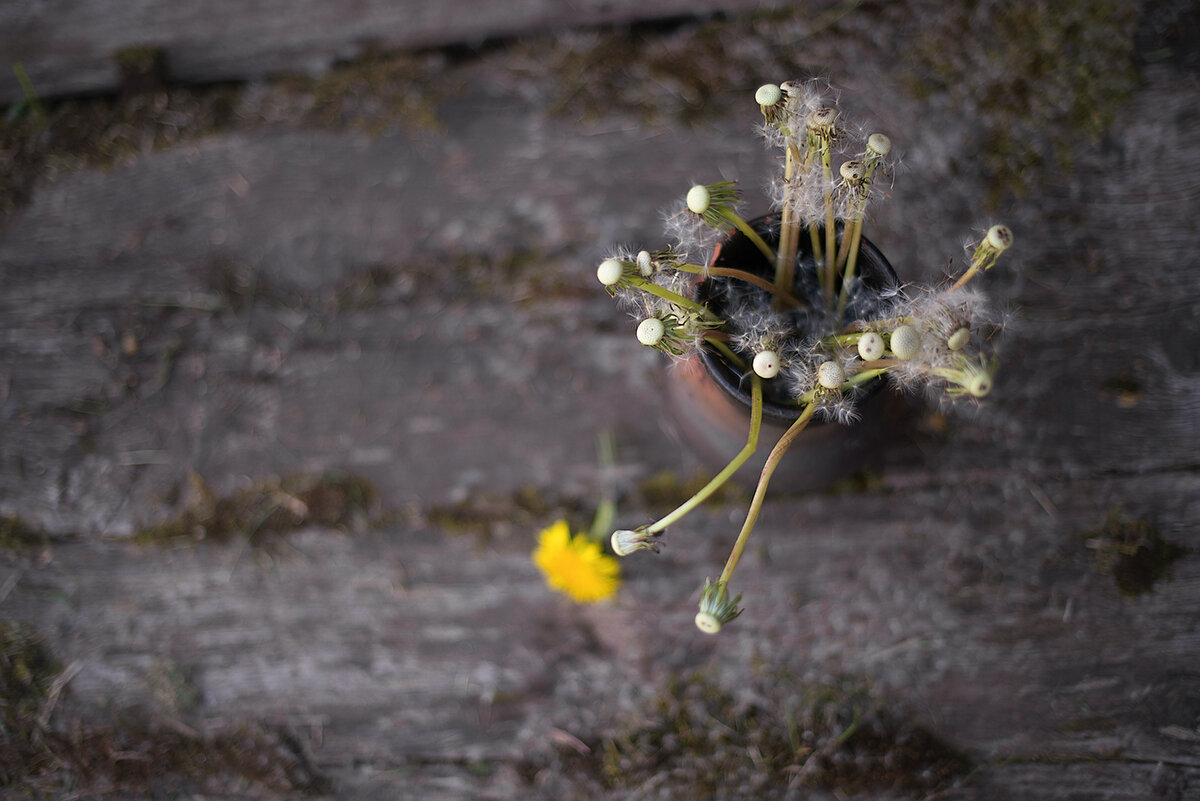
2,1,1199,798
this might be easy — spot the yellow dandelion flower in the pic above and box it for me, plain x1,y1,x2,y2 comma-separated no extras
532,520,620,603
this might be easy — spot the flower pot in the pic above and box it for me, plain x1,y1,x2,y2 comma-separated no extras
665,215,901,491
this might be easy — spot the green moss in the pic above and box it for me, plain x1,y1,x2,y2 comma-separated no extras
1082,509,1190,596
637,468,746,510
595,670,968,798
905,0,1139,205
133,471,376,546
0,620,62,784
0,514,50,550
427,485,564,542
0,622,331,795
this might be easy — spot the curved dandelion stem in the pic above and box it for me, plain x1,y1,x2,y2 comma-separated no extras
717,208,776,266
626,276,719,321
645,374,763,535
671,263,803,308
719,401,817,586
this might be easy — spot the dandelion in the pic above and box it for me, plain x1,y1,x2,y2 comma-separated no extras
532,520,620,603
695,578,743,634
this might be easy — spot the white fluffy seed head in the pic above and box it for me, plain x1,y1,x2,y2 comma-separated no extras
867,133,892,157
857,331,885,361
817,360,845,390
986,224,1013,251
755,83,782,106
695,611,723,634
890,325,922,360
636,317,665,346
636,250,653,276
947,327,970,351
686,184,711,214
597,258,624,286
752,350,781,379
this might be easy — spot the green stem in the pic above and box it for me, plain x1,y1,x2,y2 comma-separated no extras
646,375,763,535
588,431,617,542
718,208,776,266
672,263,802,308
718,402,817,585
821,148,837,309
835,216,865,319
627,276,718,321
704,335,747,371
774,146,800,309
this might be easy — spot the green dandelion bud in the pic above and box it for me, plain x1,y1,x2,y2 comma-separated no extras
890,324,922,360
947,326,970,351
695,578,742,635
753,349,781,379
597,258,626,287
817,360,845,390
636,317,666,346
611,527,664,557
857,331,885,361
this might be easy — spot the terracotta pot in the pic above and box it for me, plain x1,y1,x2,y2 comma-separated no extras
665,215,900,491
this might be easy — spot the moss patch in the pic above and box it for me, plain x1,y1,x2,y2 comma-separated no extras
133,471,376,546
1,621,331,796
427,485,564,543
0,514,50,550
637,468,746,510
905,0,1139,205
590,671,968,798
1082,509,1190,596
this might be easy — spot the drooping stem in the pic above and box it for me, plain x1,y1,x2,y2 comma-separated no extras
645,374,763,535
672,263,803,308
718,401,817,585
626,276,719,321
703,335,747,371
718,208,776,266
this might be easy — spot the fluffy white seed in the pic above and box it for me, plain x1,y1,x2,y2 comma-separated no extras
755,83,782,106
890,325,922,360
857,331,885,361
597,258,624,286
947,327,970,351
817,360,845,390
752,350,781,379
986,224,1013,251
686,184,711,214
636,317,666,346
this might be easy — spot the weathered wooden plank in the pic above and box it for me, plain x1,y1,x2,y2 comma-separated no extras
0,0,799,103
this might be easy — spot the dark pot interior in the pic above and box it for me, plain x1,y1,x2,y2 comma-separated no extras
695,215,900,422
